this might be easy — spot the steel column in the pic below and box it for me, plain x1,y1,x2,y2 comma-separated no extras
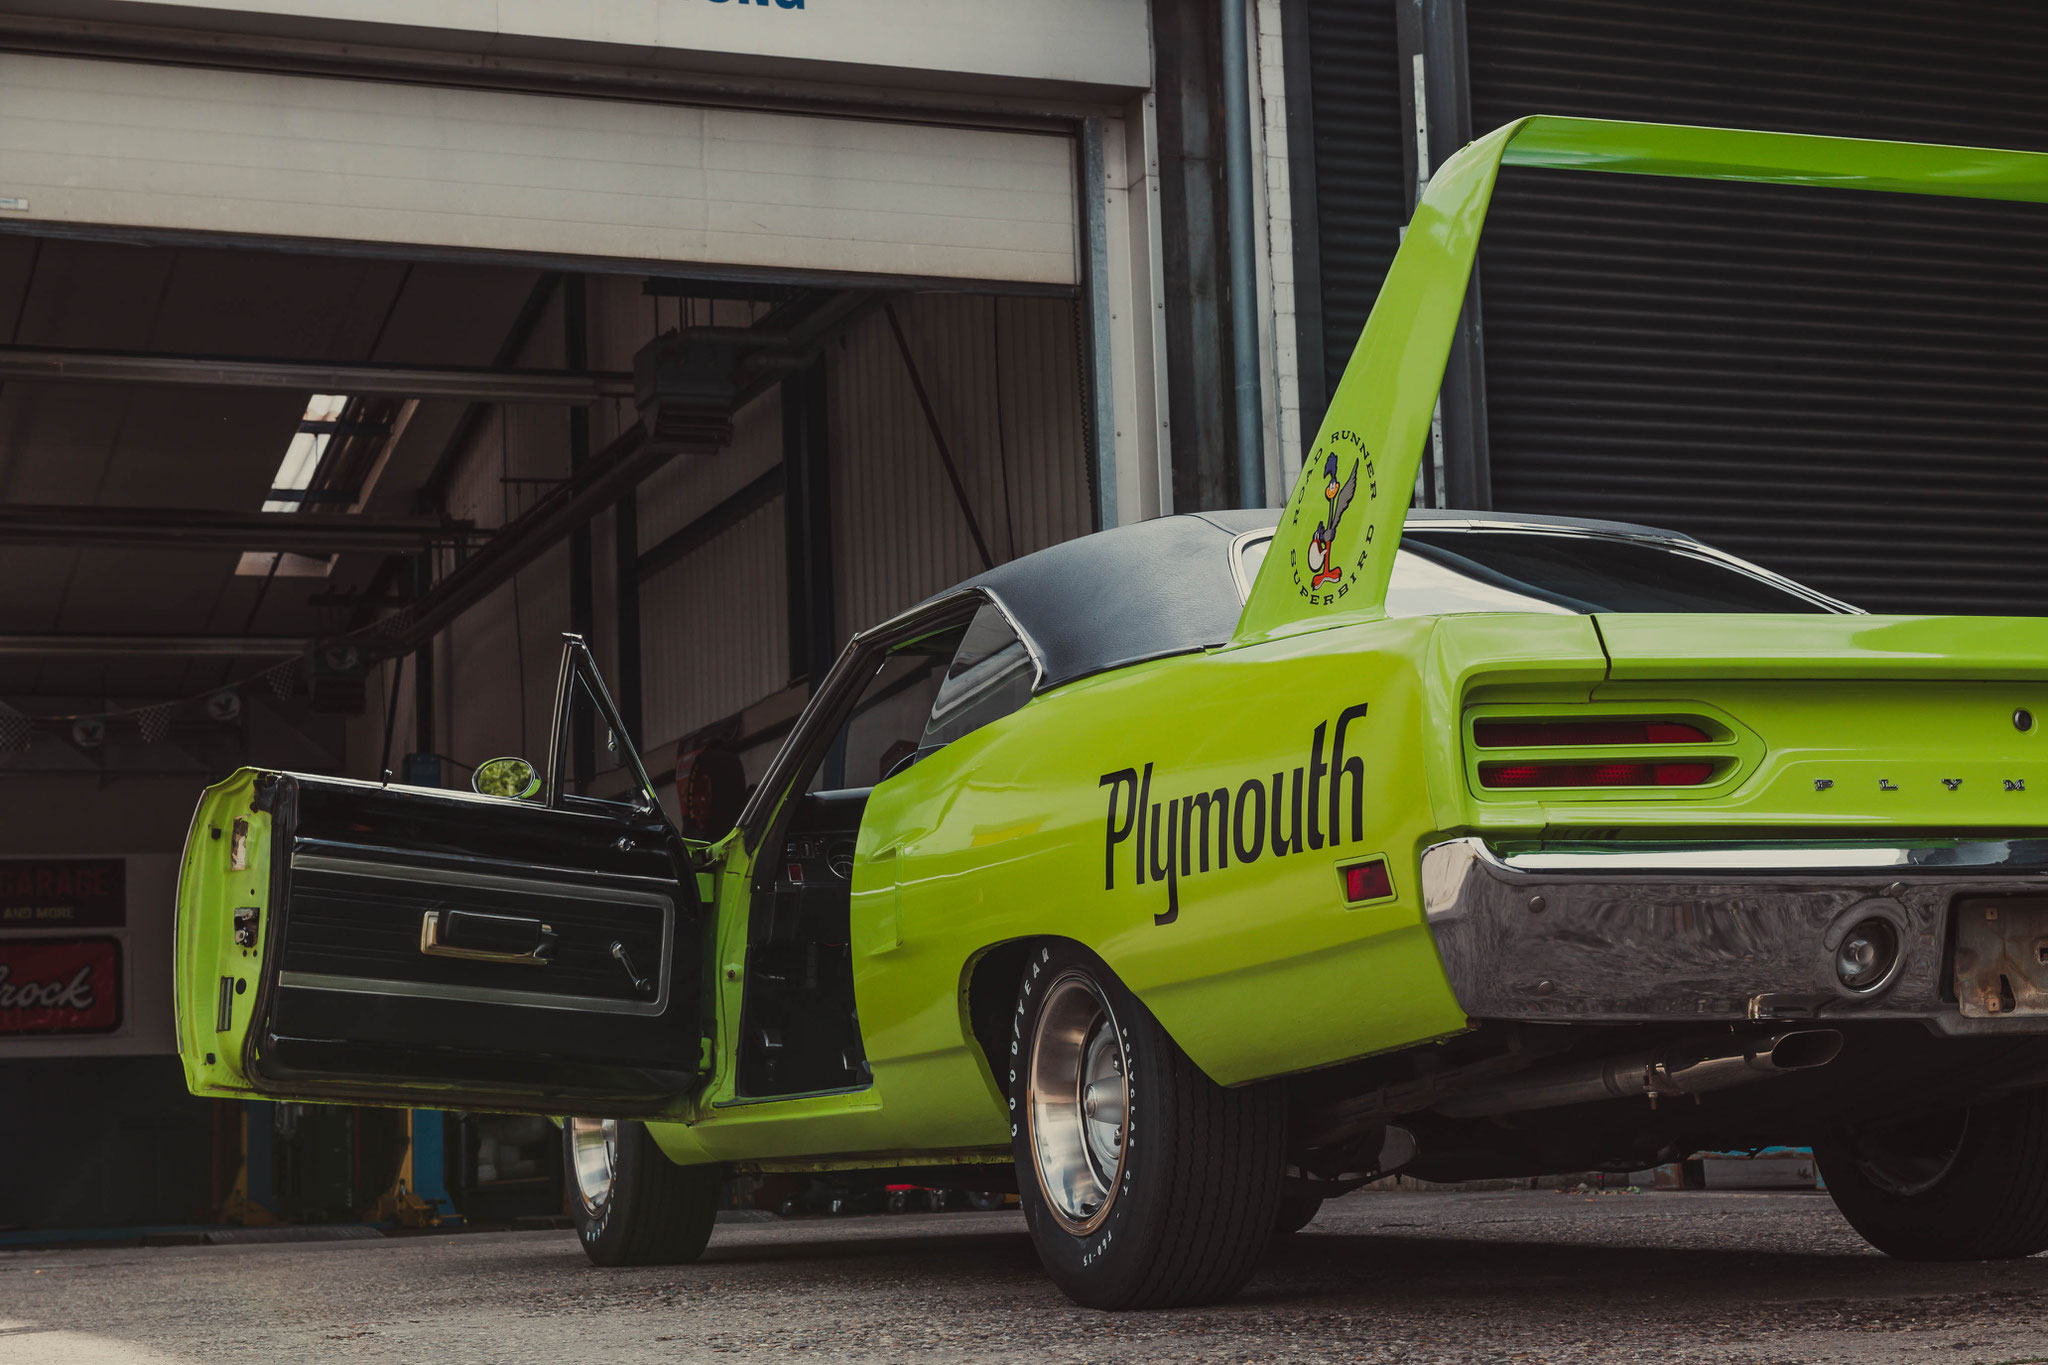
1397,0,1491,510
566,278,595,787
1220,0,1266,509
781,358,835,691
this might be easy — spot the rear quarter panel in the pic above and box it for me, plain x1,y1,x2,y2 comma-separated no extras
847,615,1473,1117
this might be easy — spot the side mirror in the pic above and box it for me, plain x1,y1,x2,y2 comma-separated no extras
473,756,541,800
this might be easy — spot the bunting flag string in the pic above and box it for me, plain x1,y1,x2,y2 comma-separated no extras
137,703,173,745
264,657,300,700
0,652,311,755
0,705,32,754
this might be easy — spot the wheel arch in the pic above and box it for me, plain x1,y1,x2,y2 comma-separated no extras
962,936,1100,1090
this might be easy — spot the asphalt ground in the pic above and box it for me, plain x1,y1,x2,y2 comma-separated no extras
5,1189,2048,1364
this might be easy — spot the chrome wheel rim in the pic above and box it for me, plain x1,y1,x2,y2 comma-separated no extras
1026,972,1129,1235
568,1116,619,1217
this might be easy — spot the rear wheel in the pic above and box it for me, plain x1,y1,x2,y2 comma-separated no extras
1816,1087,2048,1261
1007,942,1287,1309
565,1117,721,1267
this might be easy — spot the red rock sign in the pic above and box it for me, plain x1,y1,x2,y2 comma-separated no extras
0,937,122,1034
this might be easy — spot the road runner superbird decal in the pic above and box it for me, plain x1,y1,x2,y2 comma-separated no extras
1099,704,1371,926
1285,432,1379,608
1306,454,1358,590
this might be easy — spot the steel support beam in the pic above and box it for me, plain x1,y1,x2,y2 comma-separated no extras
641,465,784,585
0,634,308,656
0,345,633,405
345,296,869,665
368,423,711,661
0,504,479,553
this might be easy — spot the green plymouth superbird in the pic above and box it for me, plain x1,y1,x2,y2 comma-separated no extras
177,118,2048,1307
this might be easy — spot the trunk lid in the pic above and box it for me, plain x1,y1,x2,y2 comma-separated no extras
1593,614,2048,682
1571,614,2048,829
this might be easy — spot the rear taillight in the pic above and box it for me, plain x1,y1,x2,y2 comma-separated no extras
1469,713,1729,792
1473,719,1711,748
1478,760,1716,789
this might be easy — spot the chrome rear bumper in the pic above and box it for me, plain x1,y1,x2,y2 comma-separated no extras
1420,837,2048,1037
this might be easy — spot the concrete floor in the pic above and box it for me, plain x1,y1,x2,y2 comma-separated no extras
4,1189,2048,1364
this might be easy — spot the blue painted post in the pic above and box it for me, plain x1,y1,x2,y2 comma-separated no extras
410,1110,458,1222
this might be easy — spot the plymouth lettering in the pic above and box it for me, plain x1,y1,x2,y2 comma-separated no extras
1100,704,1370,926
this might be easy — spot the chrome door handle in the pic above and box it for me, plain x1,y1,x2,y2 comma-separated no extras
419,910,555,966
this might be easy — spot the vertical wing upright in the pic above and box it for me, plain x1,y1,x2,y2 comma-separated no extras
1233,118,1526,643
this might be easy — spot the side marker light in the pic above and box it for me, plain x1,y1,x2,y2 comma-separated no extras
1342,859,1393,903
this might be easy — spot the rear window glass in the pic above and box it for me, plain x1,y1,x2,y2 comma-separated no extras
1237,529,1841,615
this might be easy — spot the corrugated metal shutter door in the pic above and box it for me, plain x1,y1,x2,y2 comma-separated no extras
1465,0,2048,615
1304,0,1407,412
0,53,1080,289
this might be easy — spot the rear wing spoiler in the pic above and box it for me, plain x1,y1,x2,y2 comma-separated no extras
1233,116,2048,644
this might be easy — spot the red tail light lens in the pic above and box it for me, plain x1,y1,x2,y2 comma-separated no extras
1474,719,1712,748
1479,761,1716,789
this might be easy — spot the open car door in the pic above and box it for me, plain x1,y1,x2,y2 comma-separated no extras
174,637,705,1118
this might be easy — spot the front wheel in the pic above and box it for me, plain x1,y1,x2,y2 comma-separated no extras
1007,942,1287,1309
1815,1087,2048,1261
1274,1191,1324,1235
565,1117,721,1267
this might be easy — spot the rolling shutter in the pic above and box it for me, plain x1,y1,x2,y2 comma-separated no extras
1302,0,1407,415
1465,0,2048,615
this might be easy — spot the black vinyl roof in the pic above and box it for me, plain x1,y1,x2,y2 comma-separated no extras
958,510,1270,691
956,508,1693,692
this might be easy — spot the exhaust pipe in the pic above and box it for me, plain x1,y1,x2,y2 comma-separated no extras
1435,1030,1843,1120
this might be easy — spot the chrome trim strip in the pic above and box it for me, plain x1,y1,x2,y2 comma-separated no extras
276,969,664,1017
1225,520,1856,614
1227,528,1270,602
1489,840,2048,876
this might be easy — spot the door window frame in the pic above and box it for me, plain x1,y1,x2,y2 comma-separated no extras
737,589,1041,853
544,633,667,820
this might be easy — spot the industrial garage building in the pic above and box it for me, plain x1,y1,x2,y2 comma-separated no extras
0,0,1169,1230
5,0,2047,1231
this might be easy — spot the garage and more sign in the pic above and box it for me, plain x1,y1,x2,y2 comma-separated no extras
0,857,126,928
0,937,123,1035
0,860,128,1038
